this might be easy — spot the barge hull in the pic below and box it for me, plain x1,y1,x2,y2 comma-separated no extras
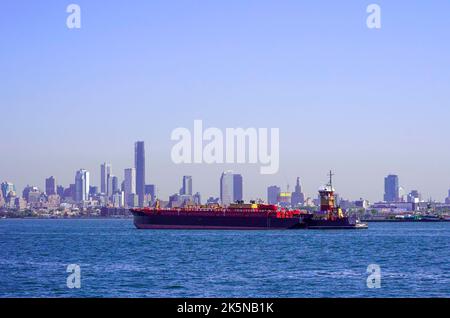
132,210,306,230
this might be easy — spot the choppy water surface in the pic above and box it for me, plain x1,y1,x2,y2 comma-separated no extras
0,219,448,297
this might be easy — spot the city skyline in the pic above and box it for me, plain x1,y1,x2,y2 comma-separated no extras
1,1,450,202
1,159,450,204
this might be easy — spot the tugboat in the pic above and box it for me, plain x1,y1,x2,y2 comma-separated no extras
304,171,368,230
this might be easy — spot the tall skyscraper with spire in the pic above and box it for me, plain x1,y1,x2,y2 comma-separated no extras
135,141,146,207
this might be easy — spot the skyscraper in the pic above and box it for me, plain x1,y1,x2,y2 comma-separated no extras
100,163,112,194
68,184,76,201
111,175,119,194
45,176,56,195
233,174,243,202
181,176,193,196
220,171,234,206
57,185,65,198
124,168,136,205
291,177,305,207
145,184,156,203
384,174,399,202
135,141,146,207
22,185,39,201
107,175,114,197
75,169,90,202
89,186,99,196
1,181,15,199
267,185,281,205
193,192,201,205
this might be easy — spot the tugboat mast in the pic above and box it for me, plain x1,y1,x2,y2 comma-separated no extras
328,170,334,189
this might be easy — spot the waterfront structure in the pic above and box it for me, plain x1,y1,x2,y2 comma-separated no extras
384,175,399,202
371,201,414,214
135,141,146,207
100,163,112,194
75,169,90,202
291,177,305,207
181,176,193,195
45,176,56,195
267,185,281,205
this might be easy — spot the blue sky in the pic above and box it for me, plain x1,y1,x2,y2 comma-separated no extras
1,0,449,202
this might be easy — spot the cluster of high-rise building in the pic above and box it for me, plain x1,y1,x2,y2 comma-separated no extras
80,141,153,208
1,149,450,214
0,141,155,211
383,174,425,204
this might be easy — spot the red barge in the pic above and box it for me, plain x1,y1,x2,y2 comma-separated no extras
131,203,311,230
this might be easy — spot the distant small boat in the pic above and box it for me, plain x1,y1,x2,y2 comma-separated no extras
420,215,443,222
